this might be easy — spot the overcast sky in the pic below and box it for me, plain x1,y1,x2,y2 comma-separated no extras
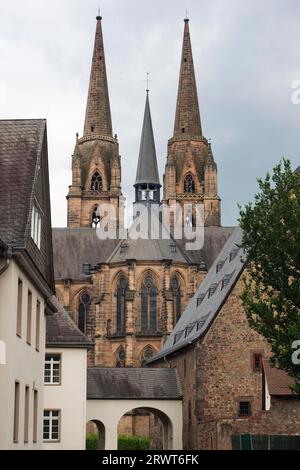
1,0,300,227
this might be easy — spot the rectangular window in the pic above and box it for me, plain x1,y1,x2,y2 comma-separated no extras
31,205,42,249
26,291,32,345
239,401,251,417
17,279,23,337
43,410,60,442
24,386,30,443
13,381,20,443
44,354,61,384
33,390,38,443
35,300,40,351
253,353,263,371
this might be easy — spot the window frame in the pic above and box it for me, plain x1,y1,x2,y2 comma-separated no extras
44,353,62,386
238,401,252,417
31,204,42,249
43,409,61,442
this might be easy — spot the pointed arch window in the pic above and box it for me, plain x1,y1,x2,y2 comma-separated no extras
140,276,158,334
172,276,181,324
91,171,103,192
184,174,195,193
116,276,128,334
78,291,91,334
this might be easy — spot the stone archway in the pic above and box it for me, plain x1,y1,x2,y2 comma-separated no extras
86,419,105,450
87,398,182,450
118,407,173,450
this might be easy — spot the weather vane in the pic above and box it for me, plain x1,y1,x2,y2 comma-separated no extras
144,71,151,92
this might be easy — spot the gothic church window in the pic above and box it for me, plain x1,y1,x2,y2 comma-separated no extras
91,171,103,192
172,276,181,324
184,174,195,193
140,276,157,334
116,276,128,334
78,291,91,334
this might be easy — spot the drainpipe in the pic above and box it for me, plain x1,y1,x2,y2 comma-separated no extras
0,243,13,276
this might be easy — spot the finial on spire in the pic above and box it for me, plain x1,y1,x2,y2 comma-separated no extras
185,9,189,21
144,71,151,93
96,7,102,20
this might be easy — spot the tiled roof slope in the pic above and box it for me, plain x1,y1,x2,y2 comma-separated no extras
46,295,92,348
87,367,182,400
52,226,235,280
264,362,294,396
0,119,46,246
148,226,244,362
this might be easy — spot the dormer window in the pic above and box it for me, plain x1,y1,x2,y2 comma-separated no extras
197,293,206,306
229,248,239,262
208,283,218,298
216,260,225,273
91,172,103,192
31,205,41,249
221,271,235,290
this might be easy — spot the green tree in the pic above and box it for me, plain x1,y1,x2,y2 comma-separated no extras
239,159,300,395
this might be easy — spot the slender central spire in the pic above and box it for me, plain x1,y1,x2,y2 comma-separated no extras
173,18,202,138
83,15,113,137
135,91,160,187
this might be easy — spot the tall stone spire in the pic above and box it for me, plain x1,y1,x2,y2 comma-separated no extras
83,15,113,137
173,18,202,138
134,91,161,205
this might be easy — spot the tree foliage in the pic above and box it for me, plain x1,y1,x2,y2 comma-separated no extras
239,159,300,395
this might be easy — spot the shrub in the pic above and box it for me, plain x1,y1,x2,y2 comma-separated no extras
118,435,150,450
86,432,99,450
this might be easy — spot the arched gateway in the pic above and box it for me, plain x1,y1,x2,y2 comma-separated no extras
87,368,183,450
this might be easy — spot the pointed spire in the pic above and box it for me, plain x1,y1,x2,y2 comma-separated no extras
173,18,202,138
83,15,113,137
135,91,160,186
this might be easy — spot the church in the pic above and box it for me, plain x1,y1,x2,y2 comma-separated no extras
52,14,234,370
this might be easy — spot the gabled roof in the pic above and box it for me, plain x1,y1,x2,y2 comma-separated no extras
87,368,182,400
46,295,92,348
106,236,191,265
52,226,235,280
264,361,294,397
0,119,46,246
148,227,244,362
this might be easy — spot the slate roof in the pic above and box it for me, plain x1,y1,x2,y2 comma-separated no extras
135,92,160,186
52,226,235,280
264,362,294,396
0,119,46,246
46,295,92,348
87,367,182,400
148,226,244,362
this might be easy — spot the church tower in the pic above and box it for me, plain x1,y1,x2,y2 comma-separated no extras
67,15,122,228
163,18,221,226
134,90,161,207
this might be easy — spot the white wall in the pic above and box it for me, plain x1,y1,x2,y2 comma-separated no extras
43,347,87,450
87,399,183,450
0,260,45,450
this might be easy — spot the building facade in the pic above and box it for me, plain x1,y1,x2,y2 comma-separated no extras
148,228,300,450
53,15,234,372
0,120,55,449
43,297,91,450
